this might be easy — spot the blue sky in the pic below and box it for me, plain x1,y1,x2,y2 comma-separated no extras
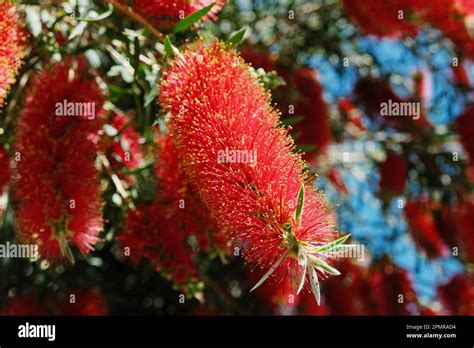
310,32,466,303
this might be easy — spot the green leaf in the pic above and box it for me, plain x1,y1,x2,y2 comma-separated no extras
309,266,321,305
173,3,215,33
281,116,304,126
226,27,247,46
296,252,307,295
314,259,341,276
314,234,351,253
250,250,288,292
294,184,305,226
297,144,317,153
164,36,175,57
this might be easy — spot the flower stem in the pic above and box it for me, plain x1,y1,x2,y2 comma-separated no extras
103,0,165,41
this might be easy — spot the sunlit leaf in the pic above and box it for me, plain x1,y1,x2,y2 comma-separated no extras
296,252,307,295
173,3,214,33
250,250,288,292
226,27,247,46
309,266,320,305
315,234,351,253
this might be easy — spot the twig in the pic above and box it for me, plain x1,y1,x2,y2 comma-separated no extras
104,0,165,41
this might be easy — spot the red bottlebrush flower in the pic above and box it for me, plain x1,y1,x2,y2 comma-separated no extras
129,0,227,29
405,200,449,258
118,203,198,285
106,113,144,170
321,259,379,315
370,258,418,315
437,274,474,315
14,58,104,261
342,0,422,38
61,289,108,316
456,106,474,160
160,41,340,303
0,146,9,192
0,1,26,107
2,294,46,315
379,152,408,196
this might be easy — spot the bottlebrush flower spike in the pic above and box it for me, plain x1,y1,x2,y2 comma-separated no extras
128,0,227,29
160,40,342,303
118,203,199,285
379,152,408,196
405,200,449,258
14,58,104,261
0,0,26,107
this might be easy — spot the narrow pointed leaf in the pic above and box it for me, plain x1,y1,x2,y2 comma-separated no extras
173,3,214,33
281,116,304,126
164,36,176,57
309,266,321,305
250,250,287,292
294,184,305,226
316,259,341,275
296,253,307,295
226,27,247,46
315,234,350,253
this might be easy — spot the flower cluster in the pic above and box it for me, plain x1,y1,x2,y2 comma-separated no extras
344,0,474,58
160,41,340,302
14,58,104,261
0,0,26,107
128,0,227,29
